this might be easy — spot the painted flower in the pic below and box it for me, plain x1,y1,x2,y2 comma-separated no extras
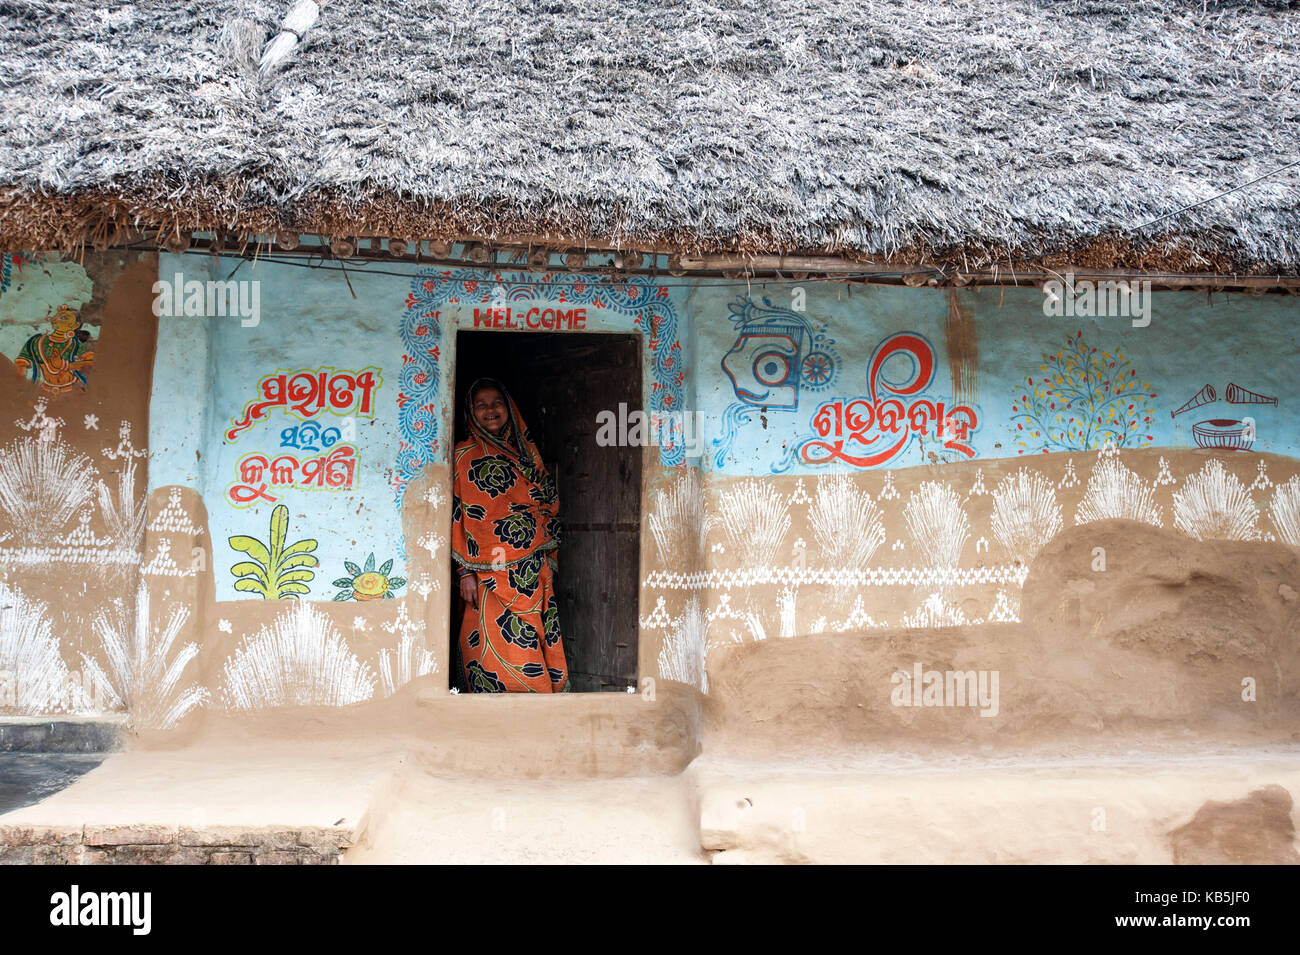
333,554,406,601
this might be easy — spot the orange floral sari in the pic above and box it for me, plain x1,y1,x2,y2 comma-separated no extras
451,380,568,692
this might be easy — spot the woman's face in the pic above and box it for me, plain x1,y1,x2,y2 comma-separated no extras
471,387,508,435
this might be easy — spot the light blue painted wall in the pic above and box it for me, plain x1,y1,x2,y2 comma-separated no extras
150,253,407,602
148,257,1300,602
693,281,1298,473
0,253,96,363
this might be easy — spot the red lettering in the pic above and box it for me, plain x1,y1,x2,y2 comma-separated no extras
354,370,377,414
797,333,978,467
479,304,590,332
227,367,383,442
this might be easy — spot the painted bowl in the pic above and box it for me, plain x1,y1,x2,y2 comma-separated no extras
1192,419,1253,451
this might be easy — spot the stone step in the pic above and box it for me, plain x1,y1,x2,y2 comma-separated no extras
0,823,351,865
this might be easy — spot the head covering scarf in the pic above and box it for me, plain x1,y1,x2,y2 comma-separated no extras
450,378,560,573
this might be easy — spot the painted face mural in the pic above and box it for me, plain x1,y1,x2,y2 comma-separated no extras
720,298,838,411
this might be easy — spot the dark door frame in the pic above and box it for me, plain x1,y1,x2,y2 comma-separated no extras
447,325,645,693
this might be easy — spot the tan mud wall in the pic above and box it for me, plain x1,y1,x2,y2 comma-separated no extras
0,252,157,709
643,450,1300,754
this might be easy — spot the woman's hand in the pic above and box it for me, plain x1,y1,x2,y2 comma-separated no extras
458,571,478,608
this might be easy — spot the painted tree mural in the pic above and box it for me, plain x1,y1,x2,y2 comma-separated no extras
1011,331,1156,454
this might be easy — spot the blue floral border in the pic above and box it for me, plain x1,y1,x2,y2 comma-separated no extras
0,253,18,295
396,269,683,503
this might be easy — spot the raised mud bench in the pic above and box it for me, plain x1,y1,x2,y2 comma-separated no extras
0,824,350,865
693,748,1300,864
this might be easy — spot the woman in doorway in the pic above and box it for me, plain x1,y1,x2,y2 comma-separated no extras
451,378,569,692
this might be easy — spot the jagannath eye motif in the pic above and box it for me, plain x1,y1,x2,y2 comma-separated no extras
715,296,840,468
720,296,840,410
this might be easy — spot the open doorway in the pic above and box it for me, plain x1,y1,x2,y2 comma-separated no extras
451,330,642,692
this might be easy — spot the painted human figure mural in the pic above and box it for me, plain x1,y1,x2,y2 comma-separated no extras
14,305,94,395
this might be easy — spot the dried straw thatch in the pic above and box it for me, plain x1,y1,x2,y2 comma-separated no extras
0,1,1298,267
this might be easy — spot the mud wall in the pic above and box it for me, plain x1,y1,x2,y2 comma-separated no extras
0,248,1297,760
0,250,156,717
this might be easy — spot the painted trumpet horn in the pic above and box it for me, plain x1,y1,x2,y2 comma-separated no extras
1171,383,1216,419
1225,382,1278,406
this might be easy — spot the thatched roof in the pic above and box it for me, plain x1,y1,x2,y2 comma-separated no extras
1,0,1298,270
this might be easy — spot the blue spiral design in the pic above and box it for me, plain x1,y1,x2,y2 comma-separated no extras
712,402,756,468
406,403,437,439
394,444,429,486
397,358,435,399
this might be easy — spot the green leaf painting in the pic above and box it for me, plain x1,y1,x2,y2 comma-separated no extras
229,504,320,599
